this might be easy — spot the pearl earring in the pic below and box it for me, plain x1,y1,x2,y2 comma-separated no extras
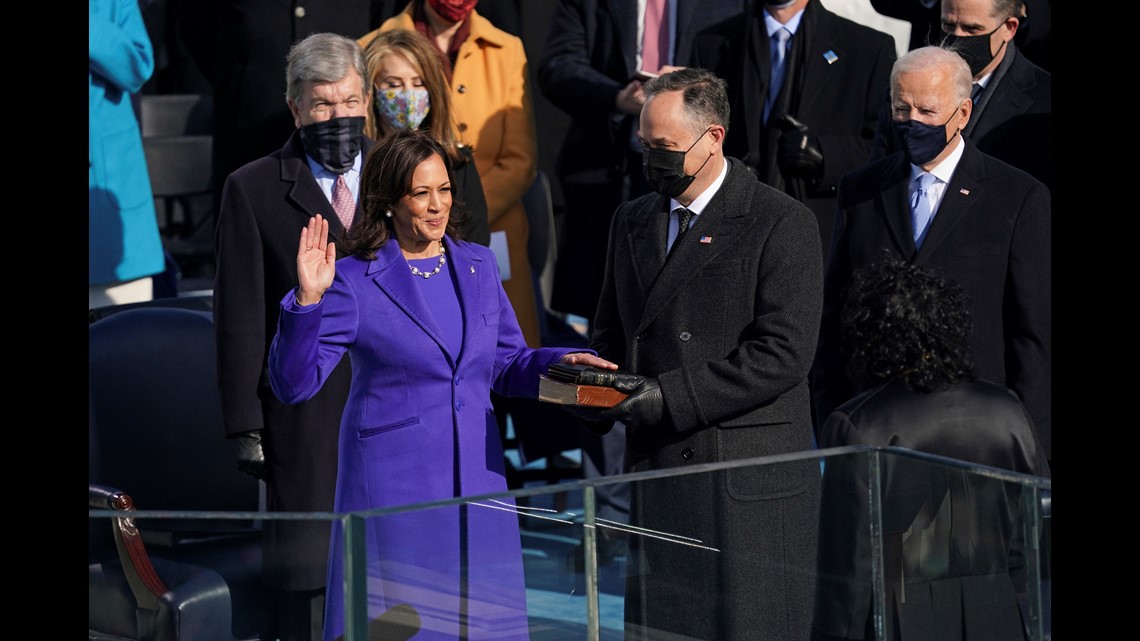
385,209,393,218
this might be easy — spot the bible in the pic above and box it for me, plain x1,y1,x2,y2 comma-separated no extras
538,375,629,408
537,363,642,408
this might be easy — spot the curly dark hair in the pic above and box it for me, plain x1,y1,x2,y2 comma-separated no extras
841,252,976,393
341,128,466,259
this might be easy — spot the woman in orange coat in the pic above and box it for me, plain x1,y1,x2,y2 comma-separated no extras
360,0,542,347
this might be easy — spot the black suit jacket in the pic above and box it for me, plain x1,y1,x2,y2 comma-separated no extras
213,130,372,589
591,157,823,640
871,44,1051,188
537,0,754,317
690,0,895,262
814,140,1052,459
813,378,1049,641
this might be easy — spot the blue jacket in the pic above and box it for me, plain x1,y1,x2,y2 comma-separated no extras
89,0,164,285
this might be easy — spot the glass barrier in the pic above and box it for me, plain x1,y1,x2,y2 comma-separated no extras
89,446,1050,641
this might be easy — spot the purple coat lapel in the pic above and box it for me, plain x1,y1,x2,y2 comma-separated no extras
366,238,488,367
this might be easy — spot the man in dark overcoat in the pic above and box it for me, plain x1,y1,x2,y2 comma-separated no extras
213,33,373,641
812,45,1051,461
575,67,824,641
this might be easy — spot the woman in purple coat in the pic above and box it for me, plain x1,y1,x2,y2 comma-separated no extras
269,128,616,641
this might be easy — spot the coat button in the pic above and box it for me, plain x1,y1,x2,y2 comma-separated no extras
679,331,691,342
294,5,305,17
455,401,463,411
457,84,467,93
681,448,694,460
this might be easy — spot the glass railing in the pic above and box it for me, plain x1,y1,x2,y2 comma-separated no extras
89,446,1050,641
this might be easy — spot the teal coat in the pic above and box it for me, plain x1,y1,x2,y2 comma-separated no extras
89,0,164,285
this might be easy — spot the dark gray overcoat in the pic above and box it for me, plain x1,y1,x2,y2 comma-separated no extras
590,157,824,641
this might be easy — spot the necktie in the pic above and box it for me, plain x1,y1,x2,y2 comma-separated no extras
764,27,792,125
970,82,984,104
332,174,355,230
671,207,694,254
642,0,669,75
910,173,937,249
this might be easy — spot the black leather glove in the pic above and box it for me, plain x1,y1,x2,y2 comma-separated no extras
600,377,664,429
777,115,824,180
234,430,268,480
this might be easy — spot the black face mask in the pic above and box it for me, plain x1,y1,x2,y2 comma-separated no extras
298,116,366,174
891,108,958,166
942,23,1006,77
643,127,713,199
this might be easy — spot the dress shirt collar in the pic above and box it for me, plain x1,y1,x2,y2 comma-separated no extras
909,133,966,186
671,156,730,217
764,6,806,37
306,151,363,203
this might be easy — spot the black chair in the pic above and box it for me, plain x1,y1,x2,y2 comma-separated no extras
89,306,267,640
139,93,216,285
88,291,213,324
139,94,213,137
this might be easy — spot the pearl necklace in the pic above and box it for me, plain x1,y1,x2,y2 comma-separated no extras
408,243,447,279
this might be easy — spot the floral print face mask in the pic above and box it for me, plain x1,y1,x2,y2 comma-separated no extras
375,86,431,131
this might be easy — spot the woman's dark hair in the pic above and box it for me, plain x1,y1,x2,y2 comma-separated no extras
342,128,467,258
841,252,976,393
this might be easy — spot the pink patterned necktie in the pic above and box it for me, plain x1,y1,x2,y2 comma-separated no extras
332,174,355,229
642,0,668,74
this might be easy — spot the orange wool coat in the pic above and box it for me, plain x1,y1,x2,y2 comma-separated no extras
360,4,541,347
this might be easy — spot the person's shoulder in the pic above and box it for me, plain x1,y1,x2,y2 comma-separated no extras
692,8,747,42
448,236,494,261
836,153,905,207
728,158,811,214
470,10,525,50
965,142,1047,193
822,7,897,48
225,151,283,185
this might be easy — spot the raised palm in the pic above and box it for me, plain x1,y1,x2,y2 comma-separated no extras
296,214,337,303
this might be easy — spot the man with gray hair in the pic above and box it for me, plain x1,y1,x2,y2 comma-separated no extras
870,0,1051,188
571,66,824,641
213,32,372,641
813,45,1051,464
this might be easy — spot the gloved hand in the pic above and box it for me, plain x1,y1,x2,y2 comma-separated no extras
600,377,664,429
777,115,824,180
234,430,268,480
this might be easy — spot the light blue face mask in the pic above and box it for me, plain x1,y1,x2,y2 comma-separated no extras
374,86,431,131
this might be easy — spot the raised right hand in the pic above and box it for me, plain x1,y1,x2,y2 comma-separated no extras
297,213,336,305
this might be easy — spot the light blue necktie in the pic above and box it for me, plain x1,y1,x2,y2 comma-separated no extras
764,27,792,125
911,173,937,249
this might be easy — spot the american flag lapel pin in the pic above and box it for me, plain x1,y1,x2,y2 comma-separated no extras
959,188,971,195
699,236,713,244
823,50,838,64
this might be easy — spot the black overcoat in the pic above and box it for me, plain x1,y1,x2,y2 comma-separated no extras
591,157,824,641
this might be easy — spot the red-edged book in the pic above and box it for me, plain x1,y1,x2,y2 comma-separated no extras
537,363,633,408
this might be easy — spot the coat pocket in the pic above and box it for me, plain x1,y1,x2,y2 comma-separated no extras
718,423,811,502
358,416,420,439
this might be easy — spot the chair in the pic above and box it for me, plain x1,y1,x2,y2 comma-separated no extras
139,94,213,137
88,291,213,324
139,93,217,284
89,306,266,641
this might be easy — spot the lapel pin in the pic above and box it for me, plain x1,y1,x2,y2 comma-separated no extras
470,266,476,273
823,50,838,64
959,188,970,195
700,236,713,244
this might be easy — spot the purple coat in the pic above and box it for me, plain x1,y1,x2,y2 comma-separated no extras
270,237,583,641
